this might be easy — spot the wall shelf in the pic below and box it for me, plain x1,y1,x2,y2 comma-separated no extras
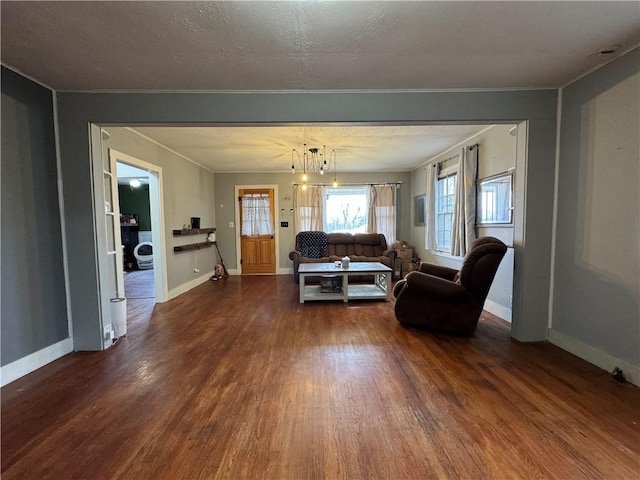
172,227,215,236
173,241,215,253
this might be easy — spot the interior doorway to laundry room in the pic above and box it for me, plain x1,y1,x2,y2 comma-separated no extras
117,161,155,300
108,149,168,306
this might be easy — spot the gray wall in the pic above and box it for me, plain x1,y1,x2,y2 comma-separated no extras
1,67,68,365
56,88,557,348
214,171,411,271
553,48,639,366
410,125,516,320
105,128,216,292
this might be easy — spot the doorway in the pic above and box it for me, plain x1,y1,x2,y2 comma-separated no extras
236,186,278,274
109,149,168,303
116,162,155,300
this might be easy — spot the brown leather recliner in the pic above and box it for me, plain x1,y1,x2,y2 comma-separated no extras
393,237,507,336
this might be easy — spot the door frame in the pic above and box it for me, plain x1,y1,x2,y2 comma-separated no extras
109,149,169,302
234,184,279,275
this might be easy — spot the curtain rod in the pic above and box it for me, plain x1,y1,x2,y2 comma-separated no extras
293,182,402,187
432,143,480,166
431,143,479,168
439,154,459,164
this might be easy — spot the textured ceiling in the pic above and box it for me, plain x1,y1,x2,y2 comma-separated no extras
2,2,634,173
2,1,638,91
123,124,495,173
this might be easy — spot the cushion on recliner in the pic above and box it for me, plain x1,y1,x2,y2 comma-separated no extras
297,231,328,258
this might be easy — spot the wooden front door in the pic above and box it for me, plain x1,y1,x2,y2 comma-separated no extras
239,188,276,274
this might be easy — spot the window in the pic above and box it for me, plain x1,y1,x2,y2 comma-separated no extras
241,192,274,236
436,174,456,252
477,173,513,225
323,187,368,234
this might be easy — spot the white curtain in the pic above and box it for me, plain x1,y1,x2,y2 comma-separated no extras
424,164,437,250
367,185,396,245
293,185,323,233
241,194,273,236
451,145,478,256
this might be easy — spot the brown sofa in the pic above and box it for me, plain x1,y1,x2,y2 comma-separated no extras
289,232,396,283
393,236,507,335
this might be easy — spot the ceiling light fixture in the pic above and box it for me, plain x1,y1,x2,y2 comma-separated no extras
291,144,338,188
129,179,142,188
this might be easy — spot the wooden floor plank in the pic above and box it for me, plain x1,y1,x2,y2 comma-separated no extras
2,276,639,479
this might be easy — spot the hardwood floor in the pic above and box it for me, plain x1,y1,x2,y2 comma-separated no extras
2,276,639,479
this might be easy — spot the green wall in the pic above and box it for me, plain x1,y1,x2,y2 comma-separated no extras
118,184,151,231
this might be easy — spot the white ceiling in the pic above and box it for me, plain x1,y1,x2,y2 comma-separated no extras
125,124,493,173
2,1,636,173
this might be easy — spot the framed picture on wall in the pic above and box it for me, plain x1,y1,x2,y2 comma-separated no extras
414,194,426,226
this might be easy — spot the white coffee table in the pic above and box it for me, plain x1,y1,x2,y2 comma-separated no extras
298,262,393,303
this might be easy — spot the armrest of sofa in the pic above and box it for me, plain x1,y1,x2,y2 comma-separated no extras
418,262,459,281
404,271,467,301
289,250,301,261
382,249,397,263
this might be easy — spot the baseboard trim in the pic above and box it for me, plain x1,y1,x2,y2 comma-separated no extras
223,268,291,276
1,337,73,387
168,270,214,300
484,299,512,322
548,329,640,387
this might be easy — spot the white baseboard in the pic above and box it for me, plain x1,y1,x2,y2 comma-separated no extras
548,329,640,387
1,337,73,387
484,299,512,322
223,268,291,276
168,270,214,300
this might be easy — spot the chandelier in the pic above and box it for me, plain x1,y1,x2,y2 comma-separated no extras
291,144,338,189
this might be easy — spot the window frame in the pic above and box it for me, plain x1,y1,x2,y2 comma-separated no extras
476,172,513,226
435,171,457,254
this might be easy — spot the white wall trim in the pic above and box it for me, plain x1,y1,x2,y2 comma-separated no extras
109,149,170,303
484,299,512,323
416,125,496,171
1,63,56,91
168,270,215,300
548,329,640,387
560,42,640,89
52,91,74,344
124,127,214,174
547,88,563,331
56,87,558,94
222,269,292,275
1,338,73,387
